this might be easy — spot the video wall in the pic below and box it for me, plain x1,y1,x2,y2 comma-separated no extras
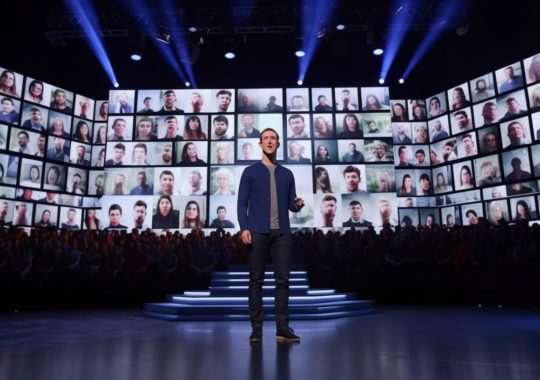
1,51,539,231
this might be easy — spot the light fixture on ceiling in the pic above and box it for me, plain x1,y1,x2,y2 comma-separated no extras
156,26,171,44
224,38,237,60
294,37,305,58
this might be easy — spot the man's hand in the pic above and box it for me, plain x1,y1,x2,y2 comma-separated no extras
240,229,252,245
294,197,305,210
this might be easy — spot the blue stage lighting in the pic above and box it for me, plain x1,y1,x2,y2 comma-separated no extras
63,0,119,87
373,48,384,56
130,53,142,61
399,78,405,84
297,80,303,85
379,78,385,84
295,50,305,58
401,1,463,80
336,24,345,30
113,82,120,88
185,81,191,87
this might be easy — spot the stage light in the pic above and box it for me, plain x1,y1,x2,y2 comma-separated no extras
185,81,191,87
399,78,405,84
295,50,305,57
336,24,345,30
188,26,198,33
373,48,384,56
297,79,303,85
113,82,120,88
294,36,305,57
156,26,171,44
379,78,385,84
130,53,142,61
224,38,237,60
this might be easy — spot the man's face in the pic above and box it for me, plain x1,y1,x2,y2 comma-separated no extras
217,209,226,220
17,203,26,216
133,147,146,162
242,115,254,129
348,144,356,153
483,105,497,121
455,113,468,128
399,148,409,162
373,144,386,159
109,210,121,226
114,174,125,186
318,96,327,106
463,137,474,153
217,93,231,110
31,110,42,122
114,148,125,161
321,200,336,220
379,201,391,218
504,67,513,79
37,136,45,152
242,144,252,159
1,100,13,113
442,144,453,156
134,206,146,224
341,91,350,103
259,131,279,156
54,138,64,150
76,146,85,158
160,174,174,194
416,152,425,164
113,120,126,136
95,176,104,187
144,98,153,109
164,92,176,107
188,172,201,188
162,146,172,162
165,118,178,135
484,134,497,151
434,121,442,131
507,99,519,113
213,121,228,136
289,117,305,135
67,210,76,222
191,94,203,108
344,172,360,192
508,123,523,139
17,134,28,147
350,204,362,220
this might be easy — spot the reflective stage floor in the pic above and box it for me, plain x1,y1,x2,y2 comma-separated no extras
1,306,540,380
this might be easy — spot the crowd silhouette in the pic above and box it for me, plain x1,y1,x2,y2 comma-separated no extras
1,219,539,310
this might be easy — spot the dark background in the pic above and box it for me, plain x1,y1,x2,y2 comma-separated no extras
3,0,539,100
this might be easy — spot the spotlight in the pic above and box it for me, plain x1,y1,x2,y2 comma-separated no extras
297,80,303,85
378,78,385,84
373,48,384,56
336,24,345,31
113,82,120,88
294,37,305,57
224,39,237,60
399,78,405,84
156,26,171,44
188,26,198,33
185,81,191,87
130,53,142,61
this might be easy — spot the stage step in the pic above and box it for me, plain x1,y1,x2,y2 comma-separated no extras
143,269,375,321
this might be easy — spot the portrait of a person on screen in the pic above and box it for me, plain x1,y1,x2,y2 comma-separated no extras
0,98,19,124
50,89,72,113
499,97,528,122
160,90,183,114
238,114,259,138
499,66,524,93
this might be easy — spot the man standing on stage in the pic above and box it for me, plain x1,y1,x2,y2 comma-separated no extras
237,128,304,344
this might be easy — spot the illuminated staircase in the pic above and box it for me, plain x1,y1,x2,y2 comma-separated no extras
143,268,376,321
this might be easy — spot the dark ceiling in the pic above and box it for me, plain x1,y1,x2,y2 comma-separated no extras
3,0,540,101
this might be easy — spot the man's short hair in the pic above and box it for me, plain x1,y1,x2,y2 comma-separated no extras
419,173,430,182
415,149,425,156
288,114,305,124
113,143,126,151
216,90,232,97
398,145,407,154
1,98,13,105
143,97,152,102
317,95,326,101
465,209,477,217
68,208,76,213
341,89,350,94
505,97,517,104
511,157,521,165
163,90,175,96
73,173,81,179
30,107,41,113
160,170,174,180
322,194,337,203
462,134,472,141
134,200,147,210
453,110,468,118
259,128,280,143
343,165,360,177
444,141,455,148
133,143,147,153
349,200,361,207
217,205,226,213
109,203,122,215
17,130,29,138
164,115,177,123
213,115,229,125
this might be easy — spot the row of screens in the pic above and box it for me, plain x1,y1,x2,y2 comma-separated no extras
1,52,539,121
2,191,539,230
0,194,540,230
3,144,540,201
2,86,540,152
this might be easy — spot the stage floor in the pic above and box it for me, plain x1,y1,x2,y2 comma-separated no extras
1,306,540,380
